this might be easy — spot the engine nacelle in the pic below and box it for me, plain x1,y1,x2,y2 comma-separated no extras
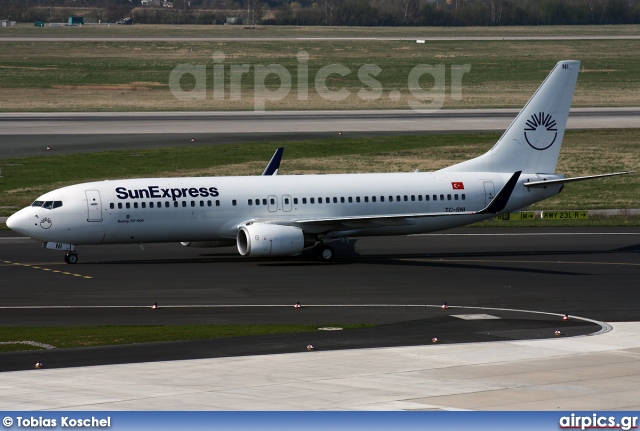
181,240,235,248
237,223,306,257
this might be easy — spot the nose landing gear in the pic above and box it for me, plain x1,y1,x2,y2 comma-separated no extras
64,253,79,264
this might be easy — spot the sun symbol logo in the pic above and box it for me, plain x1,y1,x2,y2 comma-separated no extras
524,112,557,151
40,217,52,229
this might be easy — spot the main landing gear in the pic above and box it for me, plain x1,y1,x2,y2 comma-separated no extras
64,252,78,264
312,244,335,262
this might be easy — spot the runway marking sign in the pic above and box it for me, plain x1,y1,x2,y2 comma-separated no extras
494,212,536,221
542,210,588,220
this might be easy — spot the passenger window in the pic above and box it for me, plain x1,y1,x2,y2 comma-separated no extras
158,202,162,208
380,196,385,202
294,198,298,204
389,196,393,202
200,201,204,207
142,202,146,208
397,195,401,202
356,197,360,203
262,199,267,205
284,198,289,205
126,202,130,209
318,197,322,204
191,201,195,207
411,195,415,201
216,200,220,207
364,196,369,203
248,199,253,205
433,195,437,201
255,199,260,206
232,200,237,206
165,202,170,208
404,195,408,201
455,194,459,200
418,195,422,201
124,203,129,209
462,194,466,200
182,201,186,207
333,197,338,203
372,196,377,202
310,198,314,204
447,194,451,200
134,202,139,209
110,203,115,209
425,195,430,201
348,197,353,203
302,198,307,204
440,194,444,201
341,197,345,203
270,198,275,205
173,201,178,208
207,200,212,207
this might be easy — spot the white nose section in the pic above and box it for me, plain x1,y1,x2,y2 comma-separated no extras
6,207,31,236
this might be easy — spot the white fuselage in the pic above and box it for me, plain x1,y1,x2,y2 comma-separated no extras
9,171,561,247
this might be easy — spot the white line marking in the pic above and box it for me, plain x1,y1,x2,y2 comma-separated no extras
412,232,640,237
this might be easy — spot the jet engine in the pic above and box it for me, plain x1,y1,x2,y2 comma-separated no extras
237,223,310,257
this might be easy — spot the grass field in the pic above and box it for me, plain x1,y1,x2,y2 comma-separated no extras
0,37,639,111
2,23,640,38
1,129,638,218
0,324,371,352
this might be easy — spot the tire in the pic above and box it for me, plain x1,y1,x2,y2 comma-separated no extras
66,253,78,264
317,245,334,262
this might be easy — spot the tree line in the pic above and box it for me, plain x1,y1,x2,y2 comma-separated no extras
1,0,639,26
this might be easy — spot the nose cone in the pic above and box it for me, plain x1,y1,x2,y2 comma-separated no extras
6,207,31,236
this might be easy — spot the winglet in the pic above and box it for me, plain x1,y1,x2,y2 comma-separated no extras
262,147,284,176
476,171,522,215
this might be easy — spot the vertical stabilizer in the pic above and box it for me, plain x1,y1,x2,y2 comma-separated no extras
441,60,580,174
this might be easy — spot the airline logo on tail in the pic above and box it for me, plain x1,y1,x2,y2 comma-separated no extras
524,112,558,151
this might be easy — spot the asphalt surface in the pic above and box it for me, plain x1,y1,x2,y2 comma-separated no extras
1,109,639,158
1,228,638,371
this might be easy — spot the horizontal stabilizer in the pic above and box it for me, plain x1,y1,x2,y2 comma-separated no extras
524,171,633,187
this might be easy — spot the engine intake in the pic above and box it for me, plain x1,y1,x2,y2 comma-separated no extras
237,223,306,257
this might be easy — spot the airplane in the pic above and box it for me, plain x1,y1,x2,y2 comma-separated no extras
6,60,632,264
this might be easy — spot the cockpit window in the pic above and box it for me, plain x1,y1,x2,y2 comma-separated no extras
39,201,63,210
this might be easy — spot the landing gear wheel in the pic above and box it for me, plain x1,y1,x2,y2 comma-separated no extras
65,253,78,264
316,245,335,262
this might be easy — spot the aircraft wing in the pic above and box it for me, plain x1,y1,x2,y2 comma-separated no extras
262,147,284,176
247,172,522,231
523,171,633,187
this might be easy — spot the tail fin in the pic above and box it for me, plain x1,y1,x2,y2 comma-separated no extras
441,60,580,174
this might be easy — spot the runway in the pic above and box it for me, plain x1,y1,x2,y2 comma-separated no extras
1,228,640,409
1,108,639,158
1,111,640,408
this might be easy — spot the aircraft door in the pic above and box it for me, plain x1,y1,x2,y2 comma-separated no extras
85,190,103,222
483,182,495,207
268,195,278,212
282,195,292,212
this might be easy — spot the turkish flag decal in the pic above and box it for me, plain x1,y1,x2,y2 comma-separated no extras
451,182,464,190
